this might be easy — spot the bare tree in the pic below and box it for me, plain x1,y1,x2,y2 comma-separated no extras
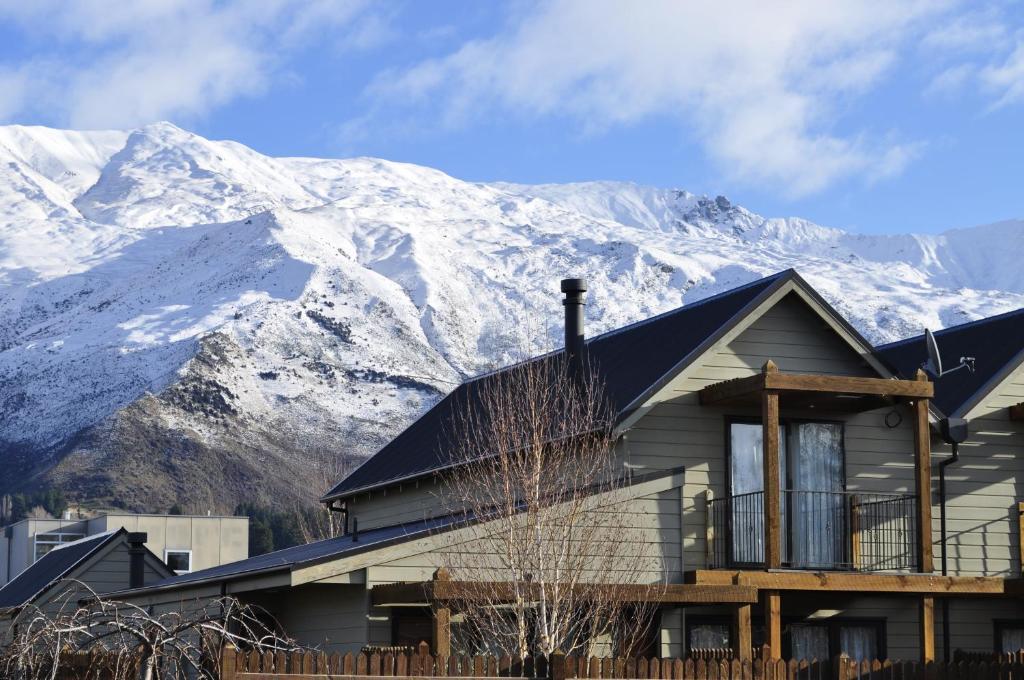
295,442,352,543
0,582,300,680
437,354,664,659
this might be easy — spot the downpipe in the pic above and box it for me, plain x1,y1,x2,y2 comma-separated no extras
937,417,967,663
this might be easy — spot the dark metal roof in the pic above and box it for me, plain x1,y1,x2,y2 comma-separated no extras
325,270,794,501
0,531,119,609
135,512,467,593
876,307,1024,417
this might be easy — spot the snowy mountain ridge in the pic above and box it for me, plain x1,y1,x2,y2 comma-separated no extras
1,121,1022,512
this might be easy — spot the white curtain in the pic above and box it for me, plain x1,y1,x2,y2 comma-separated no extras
789,423,844,568
790,625,829,661
1001,626,1024,653
839,625,878,661
729,423,786,564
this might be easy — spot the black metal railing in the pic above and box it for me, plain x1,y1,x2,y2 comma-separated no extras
706,489,917,571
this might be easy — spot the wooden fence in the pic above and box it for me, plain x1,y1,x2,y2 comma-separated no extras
220,644,1024,680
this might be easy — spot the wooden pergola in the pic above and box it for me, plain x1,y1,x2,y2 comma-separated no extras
370,570,759,657
697,361,936,663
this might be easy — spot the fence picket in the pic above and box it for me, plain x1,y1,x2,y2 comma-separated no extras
191,649,1024,680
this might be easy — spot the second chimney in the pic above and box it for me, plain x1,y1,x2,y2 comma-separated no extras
561,278,587,364
126,532,148,589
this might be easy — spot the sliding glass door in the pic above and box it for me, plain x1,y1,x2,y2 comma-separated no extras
729,420,845,568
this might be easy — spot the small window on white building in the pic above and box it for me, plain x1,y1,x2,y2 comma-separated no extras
33,532,85,562
164,550,192,574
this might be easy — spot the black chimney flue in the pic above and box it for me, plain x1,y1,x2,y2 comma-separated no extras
126,532,147,589
561,278,587,364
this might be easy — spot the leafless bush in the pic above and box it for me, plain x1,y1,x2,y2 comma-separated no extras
438,354,664,658
0,582,300,680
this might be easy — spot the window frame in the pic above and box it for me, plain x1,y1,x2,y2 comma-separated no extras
164,549,193,575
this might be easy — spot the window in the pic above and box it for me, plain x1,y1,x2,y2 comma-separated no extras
787,620,884,661
996,621,1024,653
33,532,84,562
686,616,884,661
164,549,192,574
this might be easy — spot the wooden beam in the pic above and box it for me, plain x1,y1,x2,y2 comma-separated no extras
920,596,935,663
371,581,759,606
913,370,934,574
732,604,752,663
1019,502,1024,577
698,370,933,406
764,372,933,399
685,570,1008,595
698,373,765,405
1010,403,1024,421
762,362,781,570
764,590,782,660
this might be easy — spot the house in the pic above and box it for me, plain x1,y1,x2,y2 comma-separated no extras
113,270,1024,662
0,512,250,585
0,529,173,635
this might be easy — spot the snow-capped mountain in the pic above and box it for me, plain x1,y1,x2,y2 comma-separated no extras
2,122,1022,513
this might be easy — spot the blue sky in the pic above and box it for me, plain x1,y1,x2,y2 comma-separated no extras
1,1,1022,235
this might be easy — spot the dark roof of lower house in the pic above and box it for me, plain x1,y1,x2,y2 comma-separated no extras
131,512,467,593
876,307,1024,417
0,531,119,610
325,270,799,501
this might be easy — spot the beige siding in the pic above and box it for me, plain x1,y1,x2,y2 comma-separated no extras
931,360,1024,577
348,481,447,532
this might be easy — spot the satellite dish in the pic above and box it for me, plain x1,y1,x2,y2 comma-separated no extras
923,329,943,377
921,328,976,379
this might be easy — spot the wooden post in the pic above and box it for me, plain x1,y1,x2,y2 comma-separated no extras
550,650,566,680
919,596,935,664
432,567,452,656
220,643,237,680
705,489,715,567
850,495,862,571
764,591,782,660
913,369,934,574
433,607,451,657
732,604,753,663
1018,502,1024,576
762,360,781,569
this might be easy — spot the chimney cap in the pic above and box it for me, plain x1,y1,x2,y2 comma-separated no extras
560,278,588,294
126,532,148,546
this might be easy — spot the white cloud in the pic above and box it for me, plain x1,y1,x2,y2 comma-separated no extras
980,40,1024,107
360,0,948,197
0,0,383,129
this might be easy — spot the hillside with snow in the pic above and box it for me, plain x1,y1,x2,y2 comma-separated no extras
1,122,1022,513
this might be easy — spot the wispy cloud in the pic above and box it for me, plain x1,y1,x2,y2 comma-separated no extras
0,0,384,129
356,0,946,197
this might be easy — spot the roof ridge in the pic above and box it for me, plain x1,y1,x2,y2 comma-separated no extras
457,271,790,386
586,270,791,344
877,305,1024,350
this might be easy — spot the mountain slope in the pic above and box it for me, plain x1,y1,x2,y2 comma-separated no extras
1,122,1021,513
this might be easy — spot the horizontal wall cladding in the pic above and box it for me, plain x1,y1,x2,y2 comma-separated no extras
941,360,1024,577
273,584,368,653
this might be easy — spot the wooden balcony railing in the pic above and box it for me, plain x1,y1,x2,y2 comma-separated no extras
706,489,918,572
